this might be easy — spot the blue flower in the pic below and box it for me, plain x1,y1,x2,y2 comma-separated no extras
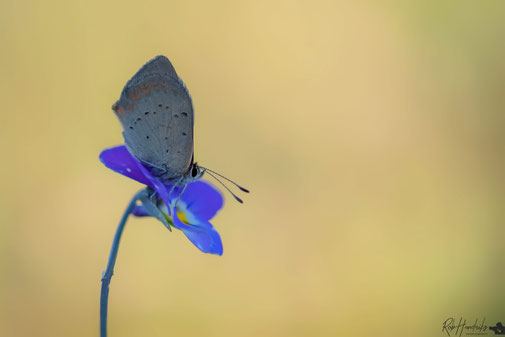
99,145,224,255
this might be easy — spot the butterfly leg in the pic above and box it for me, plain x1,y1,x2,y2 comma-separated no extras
137,158,167,175
167,176,184,211
173,183,188,211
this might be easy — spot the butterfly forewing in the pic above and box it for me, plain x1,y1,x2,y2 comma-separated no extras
113,56,194,182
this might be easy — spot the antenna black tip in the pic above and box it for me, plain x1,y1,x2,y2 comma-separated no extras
239,186,250,193
234,195,244,203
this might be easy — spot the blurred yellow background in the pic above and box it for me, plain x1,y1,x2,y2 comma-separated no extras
1,1,504,336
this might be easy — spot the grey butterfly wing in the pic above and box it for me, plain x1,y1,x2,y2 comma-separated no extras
121,55,178,93
113,56,194,181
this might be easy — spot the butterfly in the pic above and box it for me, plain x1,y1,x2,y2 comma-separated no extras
112,55,248,202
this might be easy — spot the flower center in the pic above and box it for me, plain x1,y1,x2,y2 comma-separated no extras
176,212,189,225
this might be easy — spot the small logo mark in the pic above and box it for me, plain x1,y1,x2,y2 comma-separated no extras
489,322,505,335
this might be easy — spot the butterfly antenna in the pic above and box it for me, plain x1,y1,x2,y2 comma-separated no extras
200,167,250,193
204,170,244,204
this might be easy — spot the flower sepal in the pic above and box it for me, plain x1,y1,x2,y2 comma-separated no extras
135,188,172,232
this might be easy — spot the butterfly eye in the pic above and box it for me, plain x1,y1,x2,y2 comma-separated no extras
191,166,199,178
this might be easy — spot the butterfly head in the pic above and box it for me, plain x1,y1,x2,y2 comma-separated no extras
189,162,205,181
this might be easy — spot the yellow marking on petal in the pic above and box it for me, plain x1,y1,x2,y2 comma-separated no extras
177,212,189,225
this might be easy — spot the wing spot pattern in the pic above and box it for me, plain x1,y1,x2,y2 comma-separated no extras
130,91,140,100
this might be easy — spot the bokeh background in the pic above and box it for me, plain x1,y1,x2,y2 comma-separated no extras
1,1,504,336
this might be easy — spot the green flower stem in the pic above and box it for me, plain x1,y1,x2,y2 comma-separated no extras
100,190,144,337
